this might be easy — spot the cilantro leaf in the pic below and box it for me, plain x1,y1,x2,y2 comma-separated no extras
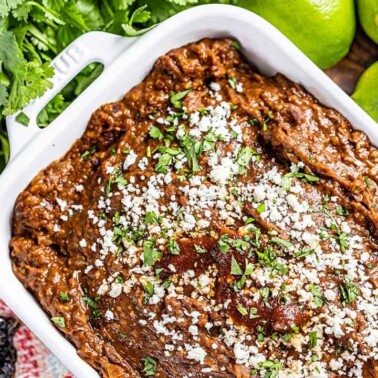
0,0,24,18
258,360,282,378
143,356,157,376
143,240,162,267
122,5,155,36
149,125,164,140
235,146,256,174
271,236,292,249
340,277,359,306
15,111,30,126
60,291,70,302
231,256,243,275
130,4,151,23
309,331,318,349
194,244,206,254
170,89,191,108
0,84,9,107
167,239,180,255
51,316,65,327
236,304,248,316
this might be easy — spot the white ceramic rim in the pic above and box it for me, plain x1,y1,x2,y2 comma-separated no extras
0,4,377,377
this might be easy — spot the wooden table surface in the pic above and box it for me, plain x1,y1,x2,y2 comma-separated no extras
325,27,378,95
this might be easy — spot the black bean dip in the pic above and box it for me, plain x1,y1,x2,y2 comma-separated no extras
10,39,378,378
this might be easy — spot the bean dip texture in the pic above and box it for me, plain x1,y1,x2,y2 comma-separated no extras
10,39,378,377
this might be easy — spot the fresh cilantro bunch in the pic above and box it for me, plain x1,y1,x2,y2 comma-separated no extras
0,0,233,172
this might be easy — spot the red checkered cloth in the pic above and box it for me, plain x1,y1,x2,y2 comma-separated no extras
0,300,74,378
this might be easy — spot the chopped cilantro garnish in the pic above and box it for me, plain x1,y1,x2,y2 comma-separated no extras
236,146,257,174
258,360,281,378
340,277,359,306
244,217,255,225
202,131,217,151
256,326,265,342
336,205,348,217
295,247,314,258
177,133,202,173
295,172,319,182
143,281,154,302
115,275,124,284
143,356,157,376
105,179,113,197
337,232,349,252
271,236,292,249
327,223,349,253
167,239,180,255
255,245,288,276
218,234,230,254
59,291,69,302
155,153,172,173
170,89,191,109
155,268,164,276
231,256,243,275
113,211,121,224
309,284,328,307
81,146,96,161
114,174,127,187
228,77,237,89
256,247,276,266
260,287,270,303
194,244,206,254
144,211,162,225
112,226,128,245
51,317,65,328
364,175,370,188
262,112,272,131
233,259,254,291
256,203,266,213
281,169,319,191
149,126,164,140
82,294,101,319
106,168,127,196
229,238,250,252
250,118,259,125
291,324,300,334
272,263,289,276
143,240,162,267
309,330,318,349
252,228,261,248
249,307,259,319
236,304,248,316
231,41,241,50
280,175,292,191
162,280,172,289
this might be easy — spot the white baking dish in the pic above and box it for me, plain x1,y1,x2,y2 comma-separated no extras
0,4,376,377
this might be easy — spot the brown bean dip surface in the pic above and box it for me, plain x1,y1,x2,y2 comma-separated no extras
10,39,378,378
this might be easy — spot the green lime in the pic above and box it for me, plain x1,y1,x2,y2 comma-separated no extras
352,61,378,122
236,0,356,69
357,0,378,44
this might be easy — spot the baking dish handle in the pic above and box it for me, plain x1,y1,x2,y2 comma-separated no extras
5,31,136,161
